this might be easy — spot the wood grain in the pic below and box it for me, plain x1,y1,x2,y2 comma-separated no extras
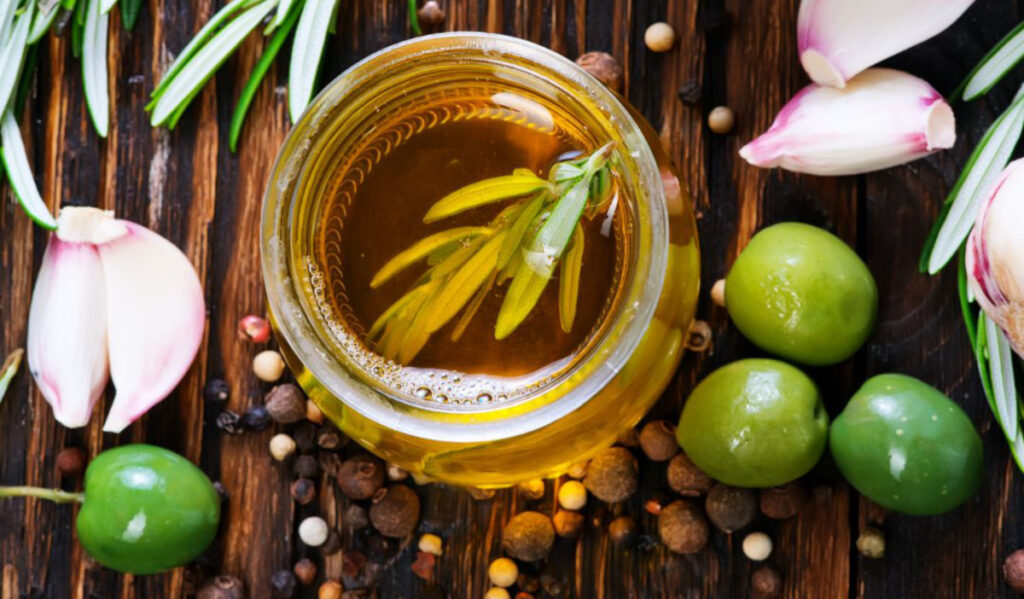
1,0,1021,597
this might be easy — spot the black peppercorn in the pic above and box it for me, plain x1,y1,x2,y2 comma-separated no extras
213,481,230,501
215,410,244,434
270,570,297,598
294,454,319,479
316,425,346,450
241,405,272,431
292,423,317,453
293,558,317,585
608,515,637,546
677,80,702,106
196,575,244,599
56,447,87,477
705,484,757,533
204,378,231,403
291,478,316,505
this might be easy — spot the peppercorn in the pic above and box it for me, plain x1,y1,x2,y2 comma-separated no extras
238,314,271,343
502,511,555,561
540,573,564,596
557,480,587,510
344,503,370,531
270,433,297,461
216,410,244,434
418,533,443,556
265,384,306,424
667,453,713,496
705,483,756,533
488,557,519,587
213,481,230,501
1005,550,1024,593
417,0,444,25
197,575,244,599
644,22,675,52
411,551,435,580
656,500,707,554
204,378,231,403
316,425,346,450
677,80,702,106
517,478,545,501
241,405,271,431
638,420,678,461
644,491,670,516
583,447,638,503
56,447,87,477
270,570,297,598
319,452,342,477
518,573,540,593
707,106,735,134
253,350,286,382
608,515,636,546
386,463,408,481
299,516,330,547
484,588,511,599
710,278,726,307
294,454,318,478
742,532,773,561
291,478,316,505
339,454,386,500
759,482,806,519
318,581,343,599
321,529,342,555
857,526,885,559
306,400,325,424
575,51,623,92
293,558,317,585
566,461,589,480
468,486,496,501
370,484,421,538
553,510,584,538
751,565,782,599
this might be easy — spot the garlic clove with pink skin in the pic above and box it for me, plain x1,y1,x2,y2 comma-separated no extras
27,237,110,428
739,68,956,177
797,0,976,88
967,158,1024,357
26,207,206,433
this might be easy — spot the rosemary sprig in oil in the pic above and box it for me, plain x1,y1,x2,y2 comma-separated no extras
368,142,616,364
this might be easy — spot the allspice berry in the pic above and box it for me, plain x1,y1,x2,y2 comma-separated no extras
502,511,555,561
316,425,346,450
338,454,385,500
197,575,244,599
56,447,87,477
583,447,638,503
751,565,783,599
639,420,679,461
417,0,444,25
293,558,317,585
667,453,713,496
759,482,807,520
658,500,709,554
552,510,584,538
575,51,623,92
291,478,316,505
270,569,297,598
1005,550,1024,593
644,22,676,52
705,483,756,533
294,454,319,479
707,106,735,134
608,515,637,546
266,384,306,424
857,526,886,559
370,484,421,538
517,478,546,501
318,580,343,599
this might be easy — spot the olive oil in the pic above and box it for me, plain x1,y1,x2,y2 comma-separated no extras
311,98,626,403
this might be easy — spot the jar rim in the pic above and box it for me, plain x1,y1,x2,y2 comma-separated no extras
261,32,669,443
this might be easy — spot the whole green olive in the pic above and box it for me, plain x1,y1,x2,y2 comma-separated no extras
76,444,221,574
677,359,829,487
830,374,983,515
724,222,878,366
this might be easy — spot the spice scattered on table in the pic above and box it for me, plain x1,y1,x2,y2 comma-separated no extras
269,433,297,461
644,22,676,52
575,51,623,91
488,557,519,588
639,420,679,461
583,447,638,502
658,500,709,554
238,314,270,343
503,511,556,562
557,480,587,510
298,516,329,547
856,527,886,559
253,350,286,382
266,384,306,423
707,106,735,134
742,532,773,561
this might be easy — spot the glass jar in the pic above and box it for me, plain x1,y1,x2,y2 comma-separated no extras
261,32,700,487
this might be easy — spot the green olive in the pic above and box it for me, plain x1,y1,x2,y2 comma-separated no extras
76,444,221,574
724,222,878,366
830,374,983,515
677,359,829,487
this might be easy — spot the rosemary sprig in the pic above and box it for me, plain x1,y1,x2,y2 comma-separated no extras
368,142,616,364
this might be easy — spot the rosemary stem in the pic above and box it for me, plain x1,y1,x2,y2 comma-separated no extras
0,486,85,504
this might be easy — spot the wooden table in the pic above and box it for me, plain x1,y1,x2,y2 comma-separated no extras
1,0,1019,597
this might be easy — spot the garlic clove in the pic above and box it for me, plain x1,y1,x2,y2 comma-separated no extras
739,68,956,177
797,0,975,88
98,220,206,433
27,236,110,428
967,158,1024,357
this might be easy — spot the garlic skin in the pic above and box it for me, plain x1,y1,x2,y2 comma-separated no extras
797,0,975,88
739,68,956,177
26,207,206,433
27,238,109,428
967,158,1024,357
